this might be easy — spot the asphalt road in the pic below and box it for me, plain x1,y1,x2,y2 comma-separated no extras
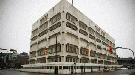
0,69,135,75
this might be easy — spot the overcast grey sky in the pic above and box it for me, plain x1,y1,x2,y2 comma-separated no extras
0,0,135,58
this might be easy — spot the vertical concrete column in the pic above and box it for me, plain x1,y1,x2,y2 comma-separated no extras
61,44,66,62
61,10,67,62
76,19,80,63
46,13,51,63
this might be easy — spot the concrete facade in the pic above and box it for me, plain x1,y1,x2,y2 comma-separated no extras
25,0,118,74
30,0,117,64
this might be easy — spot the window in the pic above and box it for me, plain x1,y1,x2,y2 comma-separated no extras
30,42,37,48
49,32,60,39
49,22,61,31
101,36,105,41
96,38,101,43
101,30,105,36
38,38,47,44
90,50,96,57
66,57,72,62
30,51,36,58
66,22,78,31
29,59,36,64
37,48,46,56
95,26,100,32
112,43,115,48
39,22,48,32
95,32,100,39
107,56,111,60
80,57,89,63
88,27,95,35
66,57,68,62
102,41,106,46
89,42,96,50
97,53,101,58
48,43,61,54
63,66,69,69
50,13,61,24
97,45,101,49
79,29,88,36
80,38,88,44
106,39,109,44
40,14,48,24
89,34,95,40
102,54,106,59
79,21,87,30
98,60,103,64
38,29,48,37
80,47,89,56
31,35,38,41
30,42,38,50
66,56,78,62
66,43,78,54
37,57,46,63
32,28,38,36
47,58,55,62
59,66,62,69
48,45,53,54
66,12,77,24
91,59,97,63
102,47,106,50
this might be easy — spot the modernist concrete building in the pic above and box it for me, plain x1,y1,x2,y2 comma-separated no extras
22,0,118,74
